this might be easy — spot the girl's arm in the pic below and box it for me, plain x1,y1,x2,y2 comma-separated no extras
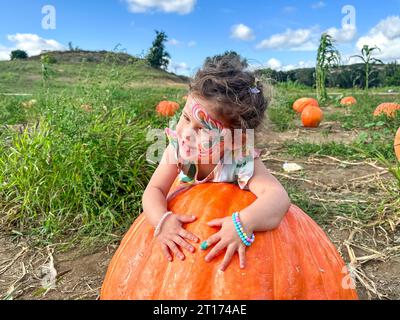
142,144,199,261
239,158,291,232
142,144,178,227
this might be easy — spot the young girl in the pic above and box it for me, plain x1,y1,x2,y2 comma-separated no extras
142,54,290,271
100,53,358,300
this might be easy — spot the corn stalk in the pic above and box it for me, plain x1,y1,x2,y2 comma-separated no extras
316,34,340,101
351,45,383,91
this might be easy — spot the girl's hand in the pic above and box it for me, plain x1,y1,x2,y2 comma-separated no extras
156,214,200,262
203,216,250,271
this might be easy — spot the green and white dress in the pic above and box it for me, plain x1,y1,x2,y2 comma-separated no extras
165,127,262,201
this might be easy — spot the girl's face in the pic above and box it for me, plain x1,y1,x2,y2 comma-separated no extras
176,94,227,163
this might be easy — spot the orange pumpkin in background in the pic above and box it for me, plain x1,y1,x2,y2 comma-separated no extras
340,96,357,106
293,97,319,113
101,182,358,300
373,103,400,118
156,100,180,117
395,128,400,161
301,105,323,128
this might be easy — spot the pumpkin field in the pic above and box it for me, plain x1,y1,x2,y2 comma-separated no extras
0,51,399,300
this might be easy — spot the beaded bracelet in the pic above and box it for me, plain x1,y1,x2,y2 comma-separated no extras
153,211,173,238
232,211,255,247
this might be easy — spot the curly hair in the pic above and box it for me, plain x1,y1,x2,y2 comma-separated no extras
189,52,269,131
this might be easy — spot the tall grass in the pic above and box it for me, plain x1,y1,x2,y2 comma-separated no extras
0,51,187,248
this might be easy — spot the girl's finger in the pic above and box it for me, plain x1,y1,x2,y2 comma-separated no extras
167,240,185,260
202,232,221,249
205,241,226,262
173,235,195,253
161,243,172,262
178,228,199,243
207,218,224,227
176,214,197,224
220,245,237,271
238,245,246,269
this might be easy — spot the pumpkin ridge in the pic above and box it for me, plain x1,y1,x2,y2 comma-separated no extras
292,209,329,299
123,221,155,299
101,214,147,297
284,210,306,297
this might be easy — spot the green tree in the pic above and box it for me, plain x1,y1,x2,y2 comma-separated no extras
384,61,400,86
10,49,28,60
146,30,171,70
351,45,383,90
316,34,340,101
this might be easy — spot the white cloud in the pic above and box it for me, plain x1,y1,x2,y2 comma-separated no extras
231,24,255,41
265,58,282,70
124,0,196,14
167,38,197,48
0,45,11,60
168,38,181,46
262,58,315,71
326,24,357,43
355,16,400,61
168,59,191,75
256,27,318,51
312,1,326,9
0,33,65,61
281,60,315,71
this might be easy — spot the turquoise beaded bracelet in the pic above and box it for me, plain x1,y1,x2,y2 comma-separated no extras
232,212,255,247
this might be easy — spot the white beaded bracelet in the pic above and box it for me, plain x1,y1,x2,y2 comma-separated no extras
153,211,174,238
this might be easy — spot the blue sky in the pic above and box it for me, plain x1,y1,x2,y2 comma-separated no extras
0,0,399,75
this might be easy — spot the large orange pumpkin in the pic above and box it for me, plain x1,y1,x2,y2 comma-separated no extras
293,98,319,113
301,105,323,128
156,100,180,117
373,103,400,118
395,127,400,161
101,183,358,300
340,96,357,106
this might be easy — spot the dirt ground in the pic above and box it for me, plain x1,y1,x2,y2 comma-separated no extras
0,107,399,300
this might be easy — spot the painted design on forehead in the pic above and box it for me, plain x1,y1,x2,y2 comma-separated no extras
190,102,224,132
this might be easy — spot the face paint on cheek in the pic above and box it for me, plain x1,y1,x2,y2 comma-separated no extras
186,96,228,162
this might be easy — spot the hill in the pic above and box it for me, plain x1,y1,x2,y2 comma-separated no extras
0,50,190,94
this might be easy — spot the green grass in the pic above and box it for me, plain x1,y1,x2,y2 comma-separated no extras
0,53,187,248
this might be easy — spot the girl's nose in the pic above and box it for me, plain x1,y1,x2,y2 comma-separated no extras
182,127,196,141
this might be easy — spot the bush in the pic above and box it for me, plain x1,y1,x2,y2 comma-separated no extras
10,50,28,60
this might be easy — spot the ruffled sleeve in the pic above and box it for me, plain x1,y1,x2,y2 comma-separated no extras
235,148,262,190
165,127,179,162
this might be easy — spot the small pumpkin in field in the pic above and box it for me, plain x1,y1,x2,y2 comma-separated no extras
373,103,400,118
301,105,323,128
293,97,319,113
100,182,358,300
340,96,357,106
395,127,400,161
156,100,180,117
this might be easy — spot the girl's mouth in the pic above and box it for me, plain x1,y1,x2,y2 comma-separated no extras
179,139,196,154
